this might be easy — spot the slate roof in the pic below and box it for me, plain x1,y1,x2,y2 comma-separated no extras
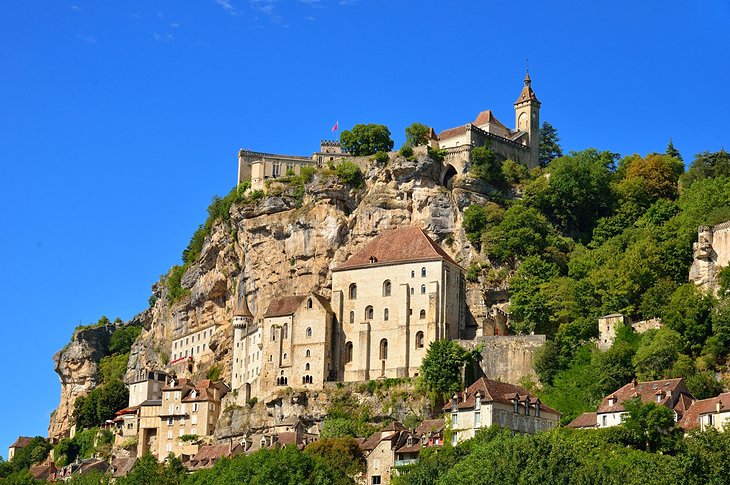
566,412,597,429
234,297,253,318
333,227,459,271
442,377,559,415
110,457,136,478
596,378,689,414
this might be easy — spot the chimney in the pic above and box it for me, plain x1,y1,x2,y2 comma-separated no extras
631,378,637,389
717,400,722,414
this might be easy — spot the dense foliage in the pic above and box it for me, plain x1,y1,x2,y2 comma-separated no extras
394,424,730,485
339,123,394,156
419,340,480,402
404,122,430,147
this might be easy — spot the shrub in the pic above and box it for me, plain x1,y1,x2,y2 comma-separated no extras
466,263,480,282
206,365,222,381
405,122,431,147
373,151,389,164
335,161,363,188
399,144,414,158
166,265,189,304
299,166,316,183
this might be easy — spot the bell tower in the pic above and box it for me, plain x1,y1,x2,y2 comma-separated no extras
514,71,541,169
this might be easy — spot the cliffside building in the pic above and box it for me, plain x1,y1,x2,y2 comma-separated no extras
444,377,559,444
231,298,262,401
332,227,464,381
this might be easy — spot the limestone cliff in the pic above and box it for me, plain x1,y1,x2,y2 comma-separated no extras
49,147,518,439
49,324,117,440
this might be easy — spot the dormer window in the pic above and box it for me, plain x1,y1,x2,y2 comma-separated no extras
407,436,413,447
608,397,616,406
513,398,519,414
656,394,662,402
452,396,458,411
524,401,530,416
474,393,481,410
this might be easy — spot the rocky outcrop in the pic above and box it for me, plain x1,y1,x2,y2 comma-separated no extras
690,222,730,293
48,324,118,440
49,147,516,438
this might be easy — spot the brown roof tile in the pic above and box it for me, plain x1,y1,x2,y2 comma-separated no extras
473,110,508,130
264,296,307,318
9,436,34,449
596,378,690,414
566,412,597,428
234,298,253,318
415,419,445,435
334,227,459,272
679,392,730,430
437,124,469,140
442,377,559,415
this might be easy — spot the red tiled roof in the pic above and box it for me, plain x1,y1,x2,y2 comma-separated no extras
473,110,508,131
566,412,597,428
114,407,139,416
596,378,689,414
110,457,136,478
162,378,191,391
333,227,459,272
437,124,469,140
679,392,730,430
264,296,307,318
442,377,559,415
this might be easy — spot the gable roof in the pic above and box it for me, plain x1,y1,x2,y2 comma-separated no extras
10,436,34,449
566,412,597,429
437,124,469,141
442,377,559,415
264,296,307,318
596,378,690,414
415,419,445,435
473,110,508,130
333,227,459,272
679,392,730,430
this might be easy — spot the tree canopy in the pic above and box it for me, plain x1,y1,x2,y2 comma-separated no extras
339,124,394,156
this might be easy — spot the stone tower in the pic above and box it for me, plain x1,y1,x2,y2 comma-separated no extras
231,297,254,394
514,71,541,168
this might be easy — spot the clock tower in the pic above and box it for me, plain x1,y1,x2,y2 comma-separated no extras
514,71,541,169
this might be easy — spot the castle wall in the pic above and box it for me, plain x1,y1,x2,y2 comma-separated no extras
459,335,545,385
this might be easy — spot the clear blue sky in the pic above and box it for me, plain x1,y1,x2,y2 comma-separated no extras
0,0,728,456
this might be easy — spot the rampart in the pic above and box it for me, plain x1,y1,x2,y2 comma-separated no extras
457,335,545,385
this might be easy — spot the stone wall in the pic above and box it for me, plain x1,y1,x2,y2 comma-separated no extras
458,335,545,385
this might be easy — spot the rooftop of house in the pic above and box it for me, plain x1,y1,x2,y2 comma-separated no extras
9,436,34,449
679,392,730,430
264,293,330,318
110,457,137,478
415,419,445,436
566,412,598,429
596,378,691,414
187,442,243,470
333,226,459,272
443,377,559,415
162,377,192,391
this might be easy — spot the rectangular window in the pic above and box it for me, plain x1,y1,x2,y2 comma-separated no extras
372,477,381,485
451,413,458,427
167,417,173,426
452,433,458,446
602,415,607,427
193,403,199,412
192,415,197,425
475,411,481,428
167,443,172,453
168,431,172,440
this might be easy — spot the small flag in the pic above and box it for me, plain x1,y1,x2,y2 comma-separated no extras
331,121,339,132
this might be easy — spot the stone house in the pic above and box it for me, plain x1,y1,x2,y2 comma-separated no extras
597,313,663,351
568,378,695,429
7,436,33,461
444,377,559,444
332,226,464,382
259,293,335,395
128,370,168,407
679,392,730,432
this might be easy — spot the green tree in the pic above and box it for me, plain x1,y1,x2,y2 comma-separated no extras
419,340,478,401
632,328,685,380
334,161,363,188
538,121,563,168
304,437,366,477
461,203,504,249
662,283,713,355
621,398,681,452
680,149,730,188
508,256,561,334
108,325,142,355
469,145,505,187
339,124,394,156
404,122,431,147
665,139,683,162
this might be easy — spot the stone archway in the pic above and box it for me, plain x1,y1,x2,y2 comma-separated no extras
440,164,457,189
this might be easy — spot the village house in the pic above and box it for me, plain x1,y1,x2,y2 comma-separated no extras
332,227,464,382
679,392,730,432
568,378,695,429
445,377,559,444
7,436,33,461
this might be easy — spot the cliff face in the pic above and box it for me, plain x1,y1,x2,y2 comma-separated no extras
49,324,117,440
49,147,505,438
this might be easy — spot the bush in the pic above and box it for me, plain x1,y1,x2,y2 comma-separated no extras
335,161,363,188
166,265,189,304
399,144,414,158
108,325,142,355
206,365,222,381
373,151,389,164
299,166,316,183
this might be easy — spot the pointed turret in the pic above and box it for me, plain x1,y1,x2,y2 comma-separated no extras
515,71,540,105
234,297,253,319
514,71,541,169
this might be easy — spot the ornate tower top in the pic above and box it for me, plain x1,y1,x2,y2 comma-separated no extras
515,71,540,106
233,297,253,322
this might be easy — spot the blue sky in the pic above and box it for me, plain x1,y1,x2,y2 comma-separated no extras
0,0,728,456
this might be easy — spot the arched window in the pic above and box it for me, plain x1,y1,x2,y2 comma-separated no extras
306,327,312,338
345,342,353,364
379,339,388,360
411,270,415,278
306,349,311,357
365,305,374,320
282,323,288,339
410,287,414,295
421,267,426,277
283,353,288,360
383,280,391,296
420,309,426,320
415,331,424,349
270,326,276,341
305,362,310,371
349,311,355,324
421,284,426,294
307,298,313,309
349,283,357,300
384,308,389,321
